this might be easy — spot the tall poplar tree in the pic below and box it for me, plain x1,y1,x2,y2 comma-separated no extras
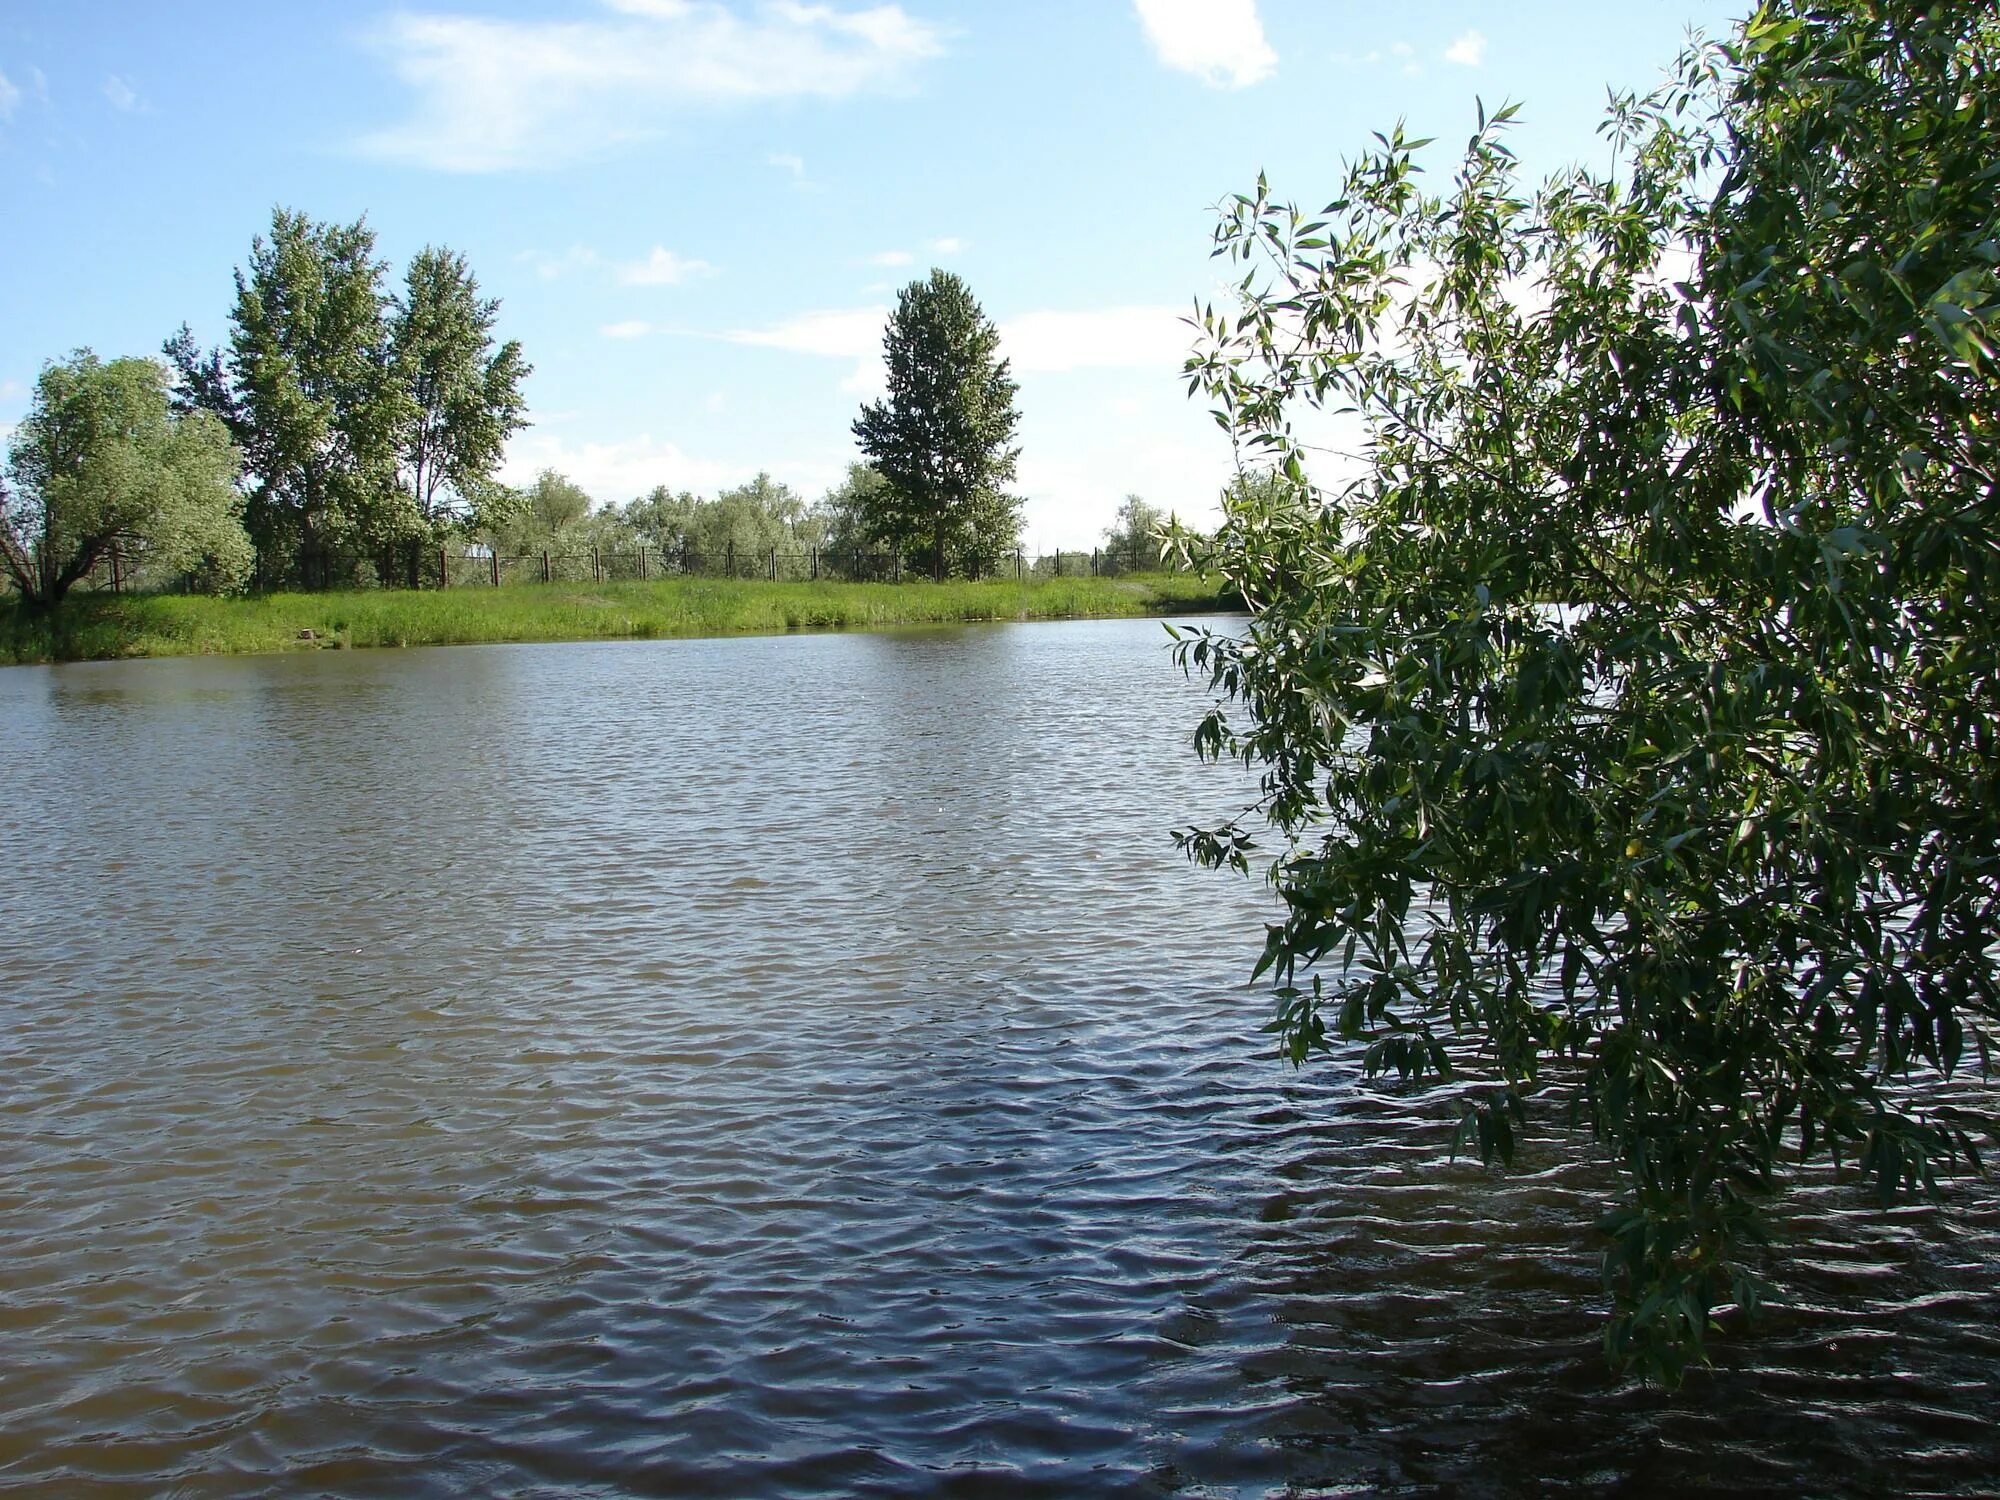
168,210,531,586
222,209,411,582
391,247,531,532
852,270,1021,579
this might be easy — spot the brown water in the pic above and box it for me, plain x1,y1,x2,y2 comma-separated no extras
1,618,1996,1497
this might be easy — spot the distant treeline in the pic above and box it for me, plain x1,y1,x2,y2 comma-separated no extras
3,209,1210,611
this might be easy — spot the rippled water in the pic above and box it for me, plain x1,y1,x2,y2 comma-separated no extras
2,618,1996,1497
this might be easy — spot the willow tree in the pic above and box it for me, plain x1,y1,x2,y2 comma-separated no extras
853,270,1022,579
1,353,250,608
1174,0,2000,1384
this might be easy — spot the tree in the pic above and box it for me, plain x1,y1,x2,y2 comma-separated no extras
215,209,412,582
1101,494,1168,572
853,270,1022,579
1,352,251,608
391,247,531,532
169,209,530,587
1172,0,2000,1386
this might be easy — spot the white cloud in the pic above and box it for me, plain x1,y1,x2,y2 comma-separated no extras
601,320,656,339
998,305,1192,374
519,244,603,280
1444,29,1485,67
767,151,806,176
0,70,19,120
928,236,965,255
1391,39,1421,77
868,249,915,267
501,428,842,505
1014,434,1236,552
718,301,1193,409
360,0,946,171
725,305,887,359
102,74,141,111
1132,0,1275,89
618,246,715,285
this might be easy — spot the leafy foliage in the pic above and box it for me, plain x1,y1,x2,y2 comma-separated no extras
1,352,250,608
853,270,1023,578
1172,0,2000,1384
391,246,531,530
168,209,527,586
1101,494,1168,571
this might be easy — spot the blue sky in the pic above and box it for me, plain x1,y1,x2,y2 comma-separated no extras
2,0,1741,549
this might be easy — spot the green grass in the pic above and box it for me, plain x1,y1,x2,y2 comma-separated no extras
0,573,1241,665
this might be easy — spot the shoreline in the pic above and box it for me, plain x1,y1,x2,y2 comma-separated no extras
0,574,1242,667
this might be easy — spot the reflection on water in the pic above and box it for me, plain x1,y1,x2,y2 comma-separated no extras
1,619,1995,1497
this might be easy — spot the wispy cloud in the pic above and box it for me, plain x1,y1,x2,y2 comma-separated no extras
618,246,716,285
725,306,888,359
1132,0,1275,89
867,249,915,267
720,301,1193,401
102,74,142,112
518,244,603,280
1444,29,1485,67
359,0,947,171
767,151,806,176
0,68,20,121
601,320,656,339
928,236,965,255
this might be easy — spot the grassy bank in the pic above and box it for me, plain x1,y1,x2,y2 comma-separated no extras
0,574,1240,665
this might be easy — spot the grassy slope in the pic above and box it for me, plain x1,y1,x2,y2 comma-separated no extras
0,574,1239,665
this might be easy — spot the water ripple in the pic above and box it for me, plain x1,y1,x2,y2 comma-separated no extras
0,620,1995,1497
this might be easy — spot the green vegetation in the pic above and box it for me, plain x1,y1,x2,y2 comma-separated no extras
0,573,1235,664
1175,0,2000,1386
16,215,1187,602
165,208,529,586
853,269,1023,579
0,353,250,609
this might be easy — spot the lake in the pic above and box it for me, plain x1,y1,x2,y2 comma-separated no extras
2,617,1996,1496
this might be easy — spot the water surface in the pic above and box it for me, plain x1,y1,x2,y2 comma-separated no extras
2,619,1996,1496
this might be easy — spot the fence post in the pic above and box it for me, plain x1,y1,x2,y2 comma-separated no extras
592,546,602,584
769,547,777,580
440,544,449,588
639,548,648,581
542,550,551,584
1015,547,1022,580
491,550,500,586
1054,549,1061,578
109,540,122,594
811,546,818,581
1092,547,1099,576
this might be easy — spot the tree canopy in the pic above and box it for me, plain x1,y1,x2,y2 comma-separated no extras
392,247,531,532
1,352,250,608
1173,0,2000,1384
168,208,528,587
853,270,1022,579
